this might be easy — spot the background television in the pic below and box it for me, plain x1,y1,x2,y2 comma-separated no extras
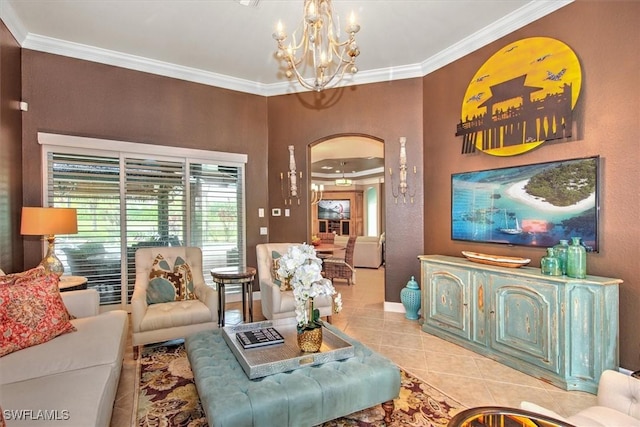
318,200,351,220
451,156,599,251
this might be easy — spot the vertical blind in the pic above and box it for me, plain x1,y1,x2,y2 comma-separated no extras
44,141,246,306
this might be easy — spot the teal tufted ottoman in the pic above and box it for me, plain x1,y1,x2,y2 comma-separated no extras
185,324,401,427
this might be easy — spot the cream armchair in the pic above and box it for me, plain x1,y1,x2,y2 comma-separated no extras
256,243,333,322
131,247,217,356
521,370,640,426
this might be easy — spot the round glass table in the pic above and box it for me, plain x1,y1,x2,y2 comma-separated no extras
447,406,574,427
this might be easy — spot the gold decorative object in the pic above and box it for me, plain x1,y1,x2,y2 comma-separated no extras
461,251,531,268
297,327,323,353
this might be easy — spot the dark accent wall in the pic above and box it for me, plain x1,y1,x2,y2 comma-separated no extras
266,80,425,303
0,20,23,273
20,50,269,270
7,0,639,370
422,1,640,369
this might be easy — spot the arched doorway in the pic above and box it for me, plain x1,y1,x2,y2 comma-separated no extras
309,135,384,238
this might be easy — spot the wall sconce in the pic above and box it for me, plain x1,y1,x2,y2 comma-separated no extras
388,137,417,204
311,183,324,205
280,145,302,205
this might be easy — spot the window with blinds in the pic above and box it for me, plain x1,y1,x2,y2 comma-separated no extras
43,137,246,306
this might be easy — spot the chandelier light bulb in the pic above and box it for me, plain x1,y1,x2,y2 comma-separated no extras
273,20,286,41
306,2,318,23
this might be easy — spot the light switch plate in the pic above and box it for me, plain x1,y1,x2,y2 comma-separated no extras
258,208,264,218
285,209,290,217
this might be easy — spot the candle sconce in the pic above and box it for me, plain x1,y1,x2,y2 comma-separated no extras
281,145,302,206
310,183,324,205
388,137,417,204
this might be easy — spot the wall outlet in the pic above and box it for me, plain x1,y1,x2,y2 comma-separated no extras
285,209,290,217
260,227,268,235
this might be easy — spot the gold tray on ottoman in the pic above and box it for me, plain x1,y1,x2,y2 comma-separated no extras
222,321,355,379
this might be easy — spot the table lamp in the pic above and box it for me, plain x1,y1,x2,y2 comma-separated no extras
21,207,78,277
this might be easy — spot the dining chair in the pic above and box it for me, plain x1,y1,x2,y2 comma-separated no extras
317,232,336,244
323,236,357,285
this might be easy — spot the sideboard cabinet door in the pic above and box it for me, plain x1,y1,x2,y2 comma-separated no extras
423,264,471,341
490,276,559,373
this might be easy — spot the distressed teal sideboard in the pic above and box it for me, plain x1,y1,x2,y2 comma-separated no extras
419,255,621,394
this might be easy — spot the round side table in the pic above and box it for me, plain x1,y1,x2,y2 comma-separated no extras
210,266,257,327
59,275,88,292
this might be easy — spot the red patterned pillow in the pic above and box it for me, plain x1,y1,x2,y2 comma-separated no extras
0,265,46,286
0,273,76,357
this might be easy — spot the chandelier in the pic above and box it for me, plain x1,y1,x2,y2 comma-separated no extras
335,162,352,186
273,0,361,92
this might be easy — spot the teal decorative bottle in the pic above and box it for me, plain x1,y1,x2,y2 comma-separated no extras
400,276,421,320
553,239,569,275
541,248,562,276
566,237,587,279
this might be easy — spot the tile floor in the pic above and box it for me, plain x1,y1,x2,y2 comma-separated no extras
111,267,597,426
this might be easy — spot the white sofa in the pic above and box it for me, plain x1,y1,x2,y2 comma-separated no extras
0,289,128,427
256,243,333,321
521,370,640,426
334,235,383,268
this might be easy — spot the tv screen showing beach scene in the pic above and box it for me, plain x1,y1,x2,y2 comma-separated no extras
451,156,599,251
318,200,351,220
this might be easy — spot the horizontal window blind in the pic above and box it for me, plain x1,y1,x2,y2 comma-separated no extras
43,139,246,306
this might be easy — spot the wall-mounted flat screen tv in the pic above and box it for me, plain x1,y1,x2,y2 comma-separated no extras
451,156,599,251
318,200,351,220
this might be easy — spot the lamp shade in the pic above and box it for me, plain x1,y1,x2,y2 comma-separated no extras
21,207,78,236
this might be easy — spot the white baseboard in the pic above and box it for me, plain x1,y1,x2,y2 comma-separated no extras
619,367,633,376
384,301,408,313
225,291,261,303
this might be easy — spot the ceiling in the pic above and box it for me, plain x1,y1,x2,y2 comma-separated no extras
1,0,572,97
311,136,384,183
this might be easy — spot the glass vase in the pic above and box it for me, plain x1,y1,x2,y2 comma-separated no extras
566,236,587,279
541,248,562,276
553,239,569,275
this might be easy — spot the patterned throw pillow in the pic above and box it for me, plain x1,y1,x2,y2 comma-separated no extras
147,254,195,304
270,251,291,291
0,265,46,286
0,273,76,357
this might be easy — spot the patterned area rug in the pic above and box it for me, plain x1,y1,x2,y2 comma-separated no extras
133,342,463,427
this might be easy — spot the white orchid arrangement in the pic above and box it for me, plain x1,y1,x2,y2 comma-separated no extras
276,244,342,331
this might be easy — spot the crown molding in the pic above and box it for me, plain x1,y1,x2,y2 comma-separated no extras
3,0,573,97
420,0,574,76
21,34,271,96
0,0,28,44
